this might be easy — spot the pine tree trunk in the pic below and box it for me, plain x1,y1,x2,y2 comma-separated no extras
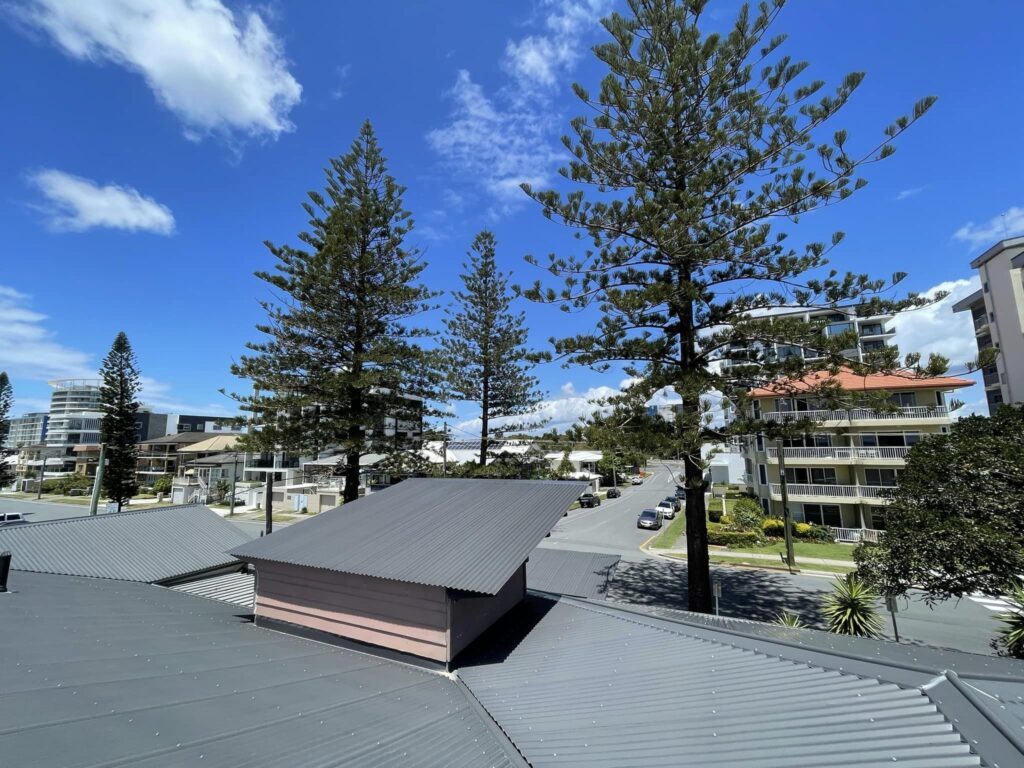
264,472,273,535
343,450,360,503
683,443,711,613
479,373,489,466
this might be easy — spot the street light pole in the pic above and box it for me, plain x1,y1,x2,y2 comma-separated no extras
89,443,107,516
775,437,796,573
229,452,238,516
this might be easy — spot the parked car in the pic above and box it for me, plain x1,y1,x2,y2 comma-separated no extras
663,496,682,513
0,512,28,526
675,485,686,499
636,508,663,529
630,476,644,485
655,500,676,520
606,487,621,499
578,493,601,508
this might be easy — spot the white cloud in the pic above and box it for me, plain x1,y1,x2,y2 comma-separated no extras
428,1,610,207
953,205,1024,249
330,64,350,100
12,0,301,142
0,285,95,381
891,277,982,367
139,376,230,416
895,186,925,201
29,169,175,234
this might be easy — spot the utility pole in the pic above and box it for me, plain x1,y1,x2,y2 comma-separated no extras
35,454,44,499
442,422,449,477
229,452,238,516
89,443,107,516
775,436,796,573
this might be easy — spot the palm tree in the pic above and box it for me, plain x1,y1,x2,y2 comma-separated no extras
822,574,884,637
995,583,1024,658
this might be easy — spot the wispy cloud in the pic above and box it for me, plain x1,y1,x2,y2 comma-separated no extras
330,64,351,100
139,376,231,416
28,169,175,234
895,186,925,201
428,0,612,209
0,285,95,381
953,205,1024,249
10,0,301,143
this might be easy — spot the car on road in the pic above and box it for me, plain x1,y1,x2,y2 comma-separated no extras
663,496,682,513
630,476,644,485
655,500,676,520
606,487,621,498
636,508,663,529
0,512,28,526
675,485,686,499
577,493,601,508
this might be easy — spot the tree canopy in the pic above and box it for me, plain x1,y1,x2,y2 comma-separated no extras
856,405,1024,603
99,332,141,511
0,372,13,489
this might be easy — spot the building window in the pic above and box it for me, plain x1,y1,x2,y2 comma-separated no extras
864,468,900,487
785,467,837,485
870,507,887,530
760,498,771,515
862,339,885,352
888,392,916,408
755,434,764,452
758,464,768,485
180,424,191,431
803,504,842,527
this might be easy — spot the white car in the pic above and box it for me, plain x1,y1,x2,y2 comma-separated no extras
655,500,676,520
630,476,644,485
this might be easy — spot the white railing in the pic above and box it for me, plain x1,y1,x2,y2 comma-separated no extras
761,406,949,423
770,483,895,499
742,472,753,484
766,446,910,461
830,527,883,544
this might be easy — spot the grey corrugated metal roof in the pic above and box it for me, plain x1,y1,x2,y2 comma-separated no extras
0,571,524,768
233,478,588,594
0,504,251,583
527,548,619,599
170,571,255,606
458,595,1023,768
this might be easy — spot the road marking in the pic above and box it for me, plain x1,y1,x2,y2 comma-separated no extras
969,593,1018,613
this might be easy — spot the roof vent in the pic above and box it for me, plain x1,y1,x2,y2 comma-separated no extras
0,550,11,593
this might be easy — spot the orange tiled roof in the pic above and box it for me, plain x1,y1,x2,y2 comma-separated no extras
748,368,975,397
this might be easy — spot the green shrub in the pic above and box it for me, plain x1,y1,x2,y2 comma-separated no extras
822,574,884,637
762,517,786,536
708,506,722,523
995,583,1024,658
774,610,806,628
719,513,734,528
731,498,764,531
42,474,92,495
708,527,765,548
152,475,173,494
803,523,835,542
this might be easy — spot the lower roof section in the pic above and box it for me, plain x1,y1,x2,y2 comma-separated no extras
526,548,619,599
0,571,524,768
457,595,1024,768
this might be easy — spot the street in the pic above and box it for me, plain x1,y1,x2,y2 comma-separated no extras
0,483,1005,655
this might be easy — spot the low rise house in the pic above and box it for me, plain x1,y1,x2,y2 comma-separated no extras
135,431,219,487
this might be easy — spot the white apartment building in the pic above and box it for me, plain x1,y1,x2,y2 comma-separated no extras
952,236,1024,411
722,305,896,370
738,370,973,540
3,412,48,450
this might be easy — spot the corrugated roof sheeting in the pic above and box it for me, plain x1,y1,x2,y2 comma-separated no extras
233,478,588,594
458,597,986,768
170,571,255,606
527,548,619,599
0,504,251,583
0,571,523,768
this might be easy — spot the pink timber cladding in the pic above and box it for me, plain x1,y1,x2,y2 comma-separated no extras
251,560,525,662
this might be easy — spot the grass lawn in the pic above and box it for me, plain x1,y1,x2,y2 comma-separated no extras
731,540,860,562
666,553,856,574
649,512,687,548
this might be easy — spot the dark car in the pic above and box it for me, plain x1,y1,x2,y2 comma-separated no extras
636,508,663,530
663,496,682,513
606,487,622,499
578,493,601,508
675,485,686,499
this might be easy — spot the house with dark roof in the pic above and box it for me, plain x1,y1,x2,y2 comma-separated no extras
2,480,1024,767
231,478,588,664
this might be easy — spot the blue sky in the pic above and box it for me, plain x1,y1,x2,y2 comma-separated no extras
1,0,1021,433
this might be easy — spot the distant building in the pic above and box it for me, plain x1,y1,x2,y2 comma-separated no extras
952,236,1024,411
2,412,48,450
647,403,683,421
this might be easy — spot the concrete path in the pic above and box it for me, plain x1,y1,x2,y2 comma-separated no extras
653,546,856,568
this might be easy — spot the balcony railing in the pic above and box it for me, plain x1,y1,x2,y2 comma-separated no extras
766,446,910,461
761,406,949,423
770,483,895,499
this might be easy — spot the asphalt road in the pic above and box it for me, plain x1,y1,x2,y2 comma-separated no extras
539,465,1003,656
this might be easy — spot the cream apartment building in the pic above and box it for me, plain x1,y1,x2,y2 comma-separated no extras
739,369,973,539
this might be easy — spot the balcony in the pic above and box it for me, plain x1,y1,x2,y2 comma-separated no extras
973,315,990,335
761,406,949,425
246,455,301,470
769,483,894,503
766,446,910,464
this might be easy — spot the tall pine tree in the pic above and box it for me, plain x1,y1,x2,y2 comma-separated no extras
520,0,941,612
229,121,439,505
443,231,545,465
0,372,14,489
99,332,141,511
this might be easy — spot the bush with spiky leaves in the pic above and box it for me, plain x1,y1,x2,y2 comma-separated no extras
774,610,806,629
995,583,1024,659
822,574,884,637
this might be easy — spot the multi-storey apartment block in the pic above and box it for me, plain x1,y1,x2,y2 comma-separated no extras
722,305,897,371
737,369,973,539
3,412,48,450
952,236,1024,411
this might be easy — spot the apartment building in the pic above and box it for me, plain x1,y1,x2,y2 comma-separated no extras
952,236,1024,411
738,369,973,538
722,305,896,371
2,412,48,450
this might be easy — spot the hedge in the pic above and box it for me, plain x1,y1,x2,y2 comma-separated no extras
761,517,835,542
708,527,765,548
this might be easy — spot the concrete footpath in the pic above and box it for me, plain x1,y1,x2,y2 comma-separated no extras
648,545,856,569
